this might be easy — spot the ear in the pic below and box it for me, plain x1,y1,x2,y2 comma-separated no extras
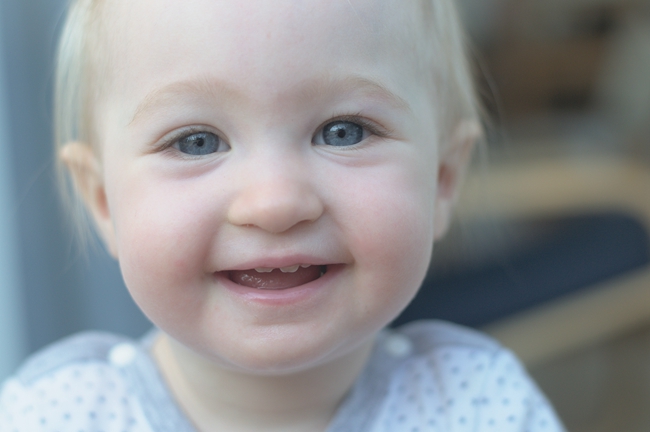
434,120,481,240
59,142,118,257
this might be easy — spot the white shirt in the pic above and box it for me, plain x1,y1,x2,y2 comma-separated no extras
0,321,565,431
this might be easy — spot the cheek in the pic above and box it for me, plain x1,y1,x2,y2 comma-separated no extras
352,190,433,270
372,158,435,257
331,156,437,301
109,175,220,313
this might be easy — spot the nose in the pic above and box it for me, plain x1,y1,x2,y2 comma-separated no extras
227,162,324,234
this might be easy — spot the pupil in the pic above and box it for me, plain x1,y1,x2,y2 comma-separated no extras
321,120,363,147
196,138,204,147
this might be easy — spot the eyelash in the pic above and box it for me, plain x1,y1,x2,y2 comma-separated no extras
155,126,223,156
315,114,393,144
154,114,393,156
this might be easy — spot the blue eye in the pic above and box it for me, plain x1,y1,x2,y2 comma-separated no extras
175,132,228,155
320,121,365,147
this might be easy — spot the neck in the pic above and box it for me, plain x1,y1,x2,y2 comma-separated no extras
152,334,374,432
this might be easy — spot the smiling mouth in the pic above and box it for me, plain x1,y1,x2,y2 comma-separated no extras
227,265,328,290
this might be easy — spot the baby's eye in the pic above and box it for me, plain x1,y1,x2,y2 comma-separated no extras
174,132,229,155
318,120,366,147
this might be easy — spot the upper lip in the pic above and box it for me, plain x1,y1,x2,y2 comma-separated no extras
216,255,338,272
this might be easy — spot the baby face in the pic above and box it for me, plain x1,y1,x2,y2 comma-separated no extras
94,0,443,372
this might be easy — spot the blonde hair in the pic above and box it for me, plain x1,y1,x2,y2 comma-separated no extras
55,0,117,246
54,0,481,243
417,0,481,143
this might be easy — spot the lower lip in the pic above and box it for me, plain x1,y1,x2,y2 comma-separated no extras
214,265,344,306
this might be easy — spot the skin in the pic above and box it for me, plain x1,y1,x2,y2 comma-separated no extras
62,0,478,430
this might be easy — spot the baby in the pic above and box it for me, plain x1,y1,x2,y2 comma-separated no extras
0,0,565,431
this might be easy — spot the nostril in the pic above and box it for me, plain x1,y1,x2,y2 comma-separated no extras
227,186,324,233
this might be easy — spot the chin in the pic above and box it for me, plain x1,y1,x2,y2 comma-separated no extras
198,326,362,376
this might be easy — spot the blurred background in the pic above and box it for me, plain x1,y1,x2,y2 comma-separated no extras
0,0,649,430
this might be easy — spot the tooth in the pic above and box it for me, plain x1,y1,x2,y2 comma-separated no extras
255,268,274,273
300,264,311,268
280,265,300,273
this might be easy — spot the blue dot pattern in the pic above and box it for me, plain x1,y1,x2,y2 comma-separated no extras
0,324,565,432
0,362,153,432
369,339,564,431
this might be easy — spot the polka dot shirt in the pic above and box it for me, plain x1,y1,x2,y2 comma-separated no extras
0,322,565,431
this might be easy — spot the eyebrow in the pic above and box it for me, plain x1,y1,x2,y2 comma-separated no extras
129,74,412,126
317,75,412,113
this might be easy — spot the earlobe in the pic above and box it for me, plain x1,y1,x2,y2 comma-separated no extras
434,120,482,240
59,142,118,257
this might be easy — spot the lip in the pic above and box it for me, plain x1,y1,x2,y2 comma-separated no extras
218,255,335,272
214,264,345,306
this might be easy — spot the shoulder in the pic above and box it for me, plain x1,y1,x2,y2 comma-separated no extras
369,320,565,431
381,320,518,400
381,320,509,383
397,319,503,354
13,331,135,385
0,331,152,431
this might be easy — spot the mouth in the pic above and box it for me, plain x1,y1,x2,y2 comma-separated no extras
225,265,328,290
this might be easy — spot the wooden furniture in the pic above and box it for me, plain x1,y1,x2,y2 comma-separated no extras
455,157,650,366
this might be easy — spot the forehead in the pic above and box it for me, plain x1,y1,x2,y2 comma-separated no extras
104,0,421,56
98,0,434,126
